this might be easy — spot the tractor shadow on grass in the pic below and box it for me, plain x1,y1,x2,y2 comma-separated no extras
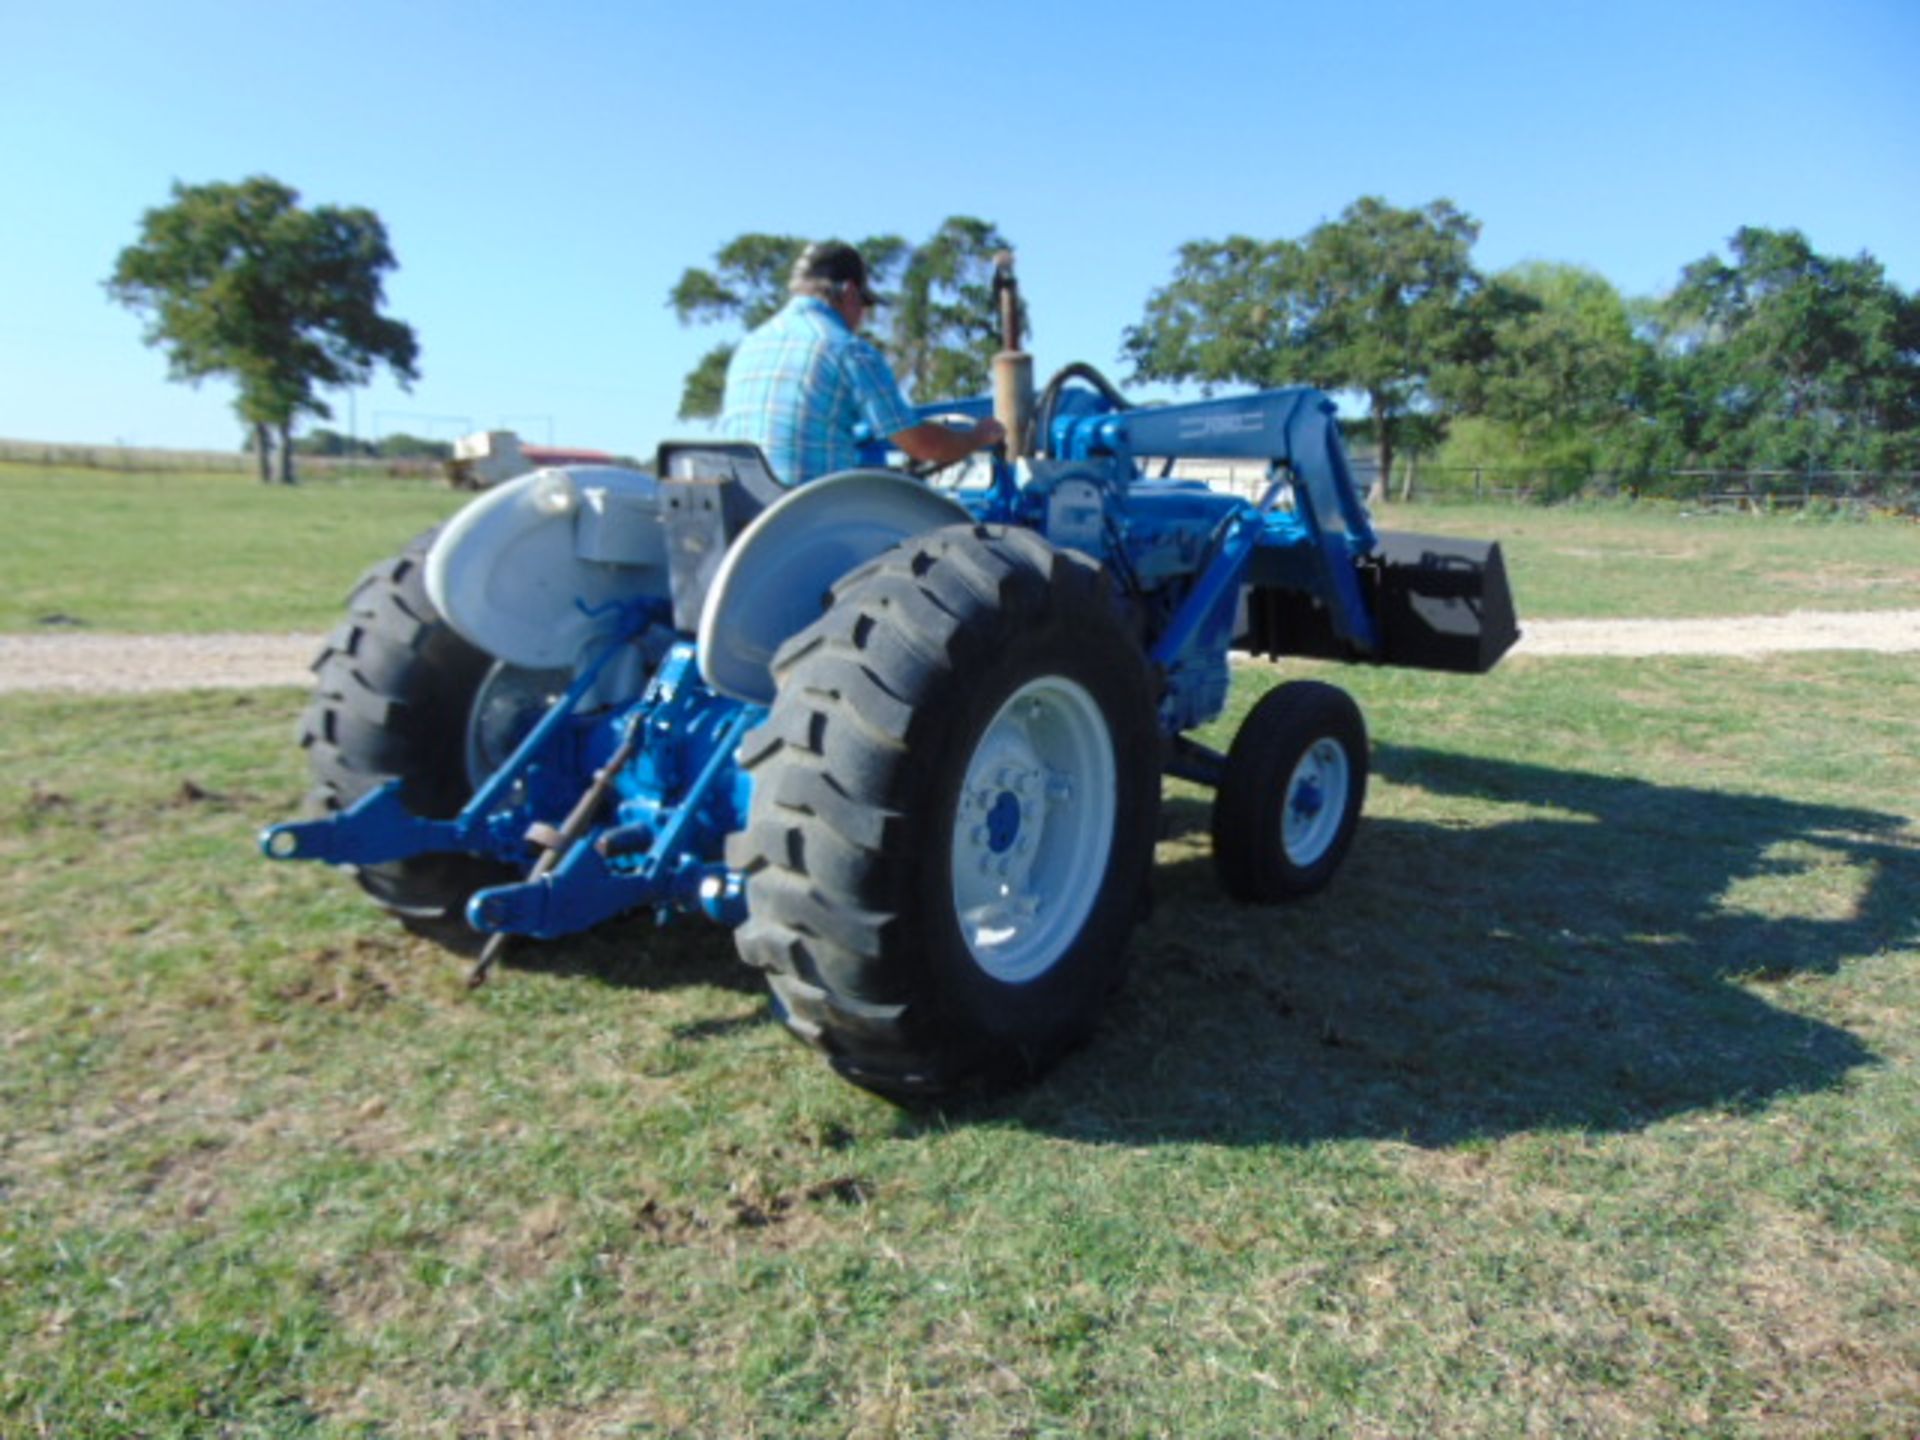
995,743,1915,1149
500,912,765,1000
498,917,781,1043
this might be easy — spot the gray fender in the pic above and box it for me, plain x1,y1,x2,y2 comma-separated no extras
424,466,668,669
698,469,972,704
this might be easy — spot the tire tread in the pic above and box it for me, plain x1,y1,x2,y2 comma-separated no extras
733,523,1158,1098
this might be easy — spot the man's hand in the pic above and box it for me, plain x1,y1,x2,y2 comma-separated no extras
891,416,1007,467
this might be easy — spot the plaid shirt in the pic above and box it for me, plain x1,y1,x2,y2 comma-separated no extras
718,296,918,486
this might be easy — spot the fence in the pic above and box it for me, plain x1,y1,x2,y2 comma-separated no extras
1160,458,1918,514
0,437,442,480
1395,466,1920,512
8,438,1918,515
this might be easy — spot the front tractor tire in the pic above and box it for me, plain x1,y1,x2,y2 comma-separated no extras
729,524,1161,1099
299,530,516,939
1211,680,1369,903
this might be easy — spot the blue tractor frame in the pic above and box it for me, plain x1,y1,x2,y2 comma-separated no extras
263,362,1515,1089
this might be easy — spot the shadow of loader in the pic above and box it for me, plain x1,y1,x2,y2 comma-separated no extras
969,742,1914,1148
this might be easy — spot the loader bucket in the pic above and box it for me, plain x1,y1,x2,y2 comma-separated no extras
1364,530,1519,673
1241,530,1519,674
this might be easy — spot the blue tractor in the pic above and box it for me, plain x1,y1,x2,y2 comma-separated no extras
263,264,1517,1098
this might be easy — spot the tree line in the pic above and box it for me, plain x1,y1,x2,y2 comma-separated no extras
109,177,1920,492
1122,200,1920,497
291,428,452,461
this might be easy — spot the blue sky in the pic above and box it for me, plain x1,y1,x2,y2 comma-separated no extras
2,0,1914,458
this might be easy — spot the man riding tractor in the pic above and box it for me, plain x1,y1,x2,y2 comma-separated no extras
717,240,1004,486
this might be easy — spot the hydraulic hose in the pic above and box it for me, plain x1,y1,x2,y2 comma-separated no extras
1032,362,1132,458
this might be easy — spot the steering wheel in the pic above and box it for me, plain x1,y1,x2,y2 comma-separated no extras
909,414,992,487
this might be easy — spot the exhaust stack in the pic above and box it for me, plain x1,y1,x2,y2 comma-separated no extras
991,251,1034,456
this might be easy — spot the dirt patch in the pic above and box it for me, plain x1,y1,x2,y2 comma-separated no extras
278,939,405,1010
631,1172,875,1250
1509,609,1919,658
2,613,1917,695
0,632,317,693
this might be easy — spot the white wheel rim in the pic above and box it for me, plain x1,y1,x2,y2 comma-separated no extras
950,677,1117,984
1281,737,1351,867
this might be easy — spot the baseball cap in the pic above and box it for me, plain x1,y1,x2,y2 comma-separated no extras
791,240,883,306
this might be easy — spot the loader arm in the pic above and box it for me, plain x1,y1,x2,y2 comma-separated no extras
1051,386,1382,655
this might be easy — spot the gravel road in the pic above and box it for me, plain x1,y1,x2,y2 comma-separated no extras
2,610,1916,695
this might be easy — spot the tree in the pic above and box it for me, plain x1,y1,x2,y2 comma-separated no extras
667,218,1017,421
890,217,1023,400
1438,262,1648,483
1125,197,1517,502
291,426,375,458
1648,227,1920,473
374,433,453,461
107,176,419,484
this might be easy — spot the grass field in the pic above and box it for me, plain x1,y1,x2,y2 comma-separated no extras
3,638,1917,1433
0,465,468,633
1374,498,1920,620
3,463,1918,633
3,466,1918,1433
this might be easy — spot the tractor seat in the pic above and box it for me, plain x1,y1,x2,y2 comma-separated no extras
654,442,792,633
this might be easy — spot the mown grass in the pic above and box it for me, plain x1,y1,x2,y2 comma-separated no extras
3,464,1916,633
3,647,1916,1435
1372,498,1920,620
0,464,467,633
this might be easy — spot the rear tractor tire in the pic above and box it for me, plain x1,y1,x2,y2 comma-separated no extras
1211,680,1368,903
300,530,563,942
730,524,1162,1099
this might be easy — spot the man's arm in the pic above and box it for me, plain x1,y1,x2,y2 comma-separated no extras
889,416,1007,467
840,337,1006,468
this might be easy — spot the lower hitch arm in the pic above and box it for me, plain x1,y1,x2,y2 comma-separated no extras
465,716,646,989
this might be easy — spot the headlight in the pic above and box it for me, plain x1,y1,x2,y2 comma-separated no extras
531,468,577,516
